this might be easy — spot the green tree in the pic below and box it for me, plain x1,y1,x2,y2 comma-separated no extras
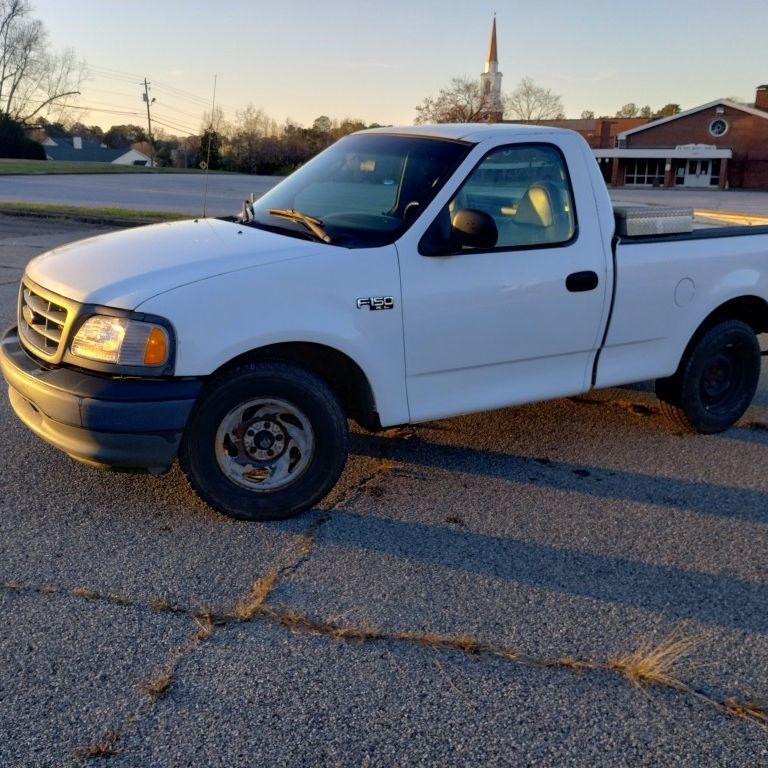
332,118,367,140
615,103,639,118
656,103,681,117
0,114,44,157
197,127,221,170
312,115,332,134
66,121,104,142
103,124,147,149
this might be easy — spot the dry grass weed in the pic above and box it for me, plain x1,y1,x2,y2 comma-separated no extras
553,656,600,671
106,593,132,606
74,730,122,758
723,697,768,726
138,671,173,701
228,571,278,620
71,587,100,600
194,610,215,641
378,457,396,473
607,629,705,689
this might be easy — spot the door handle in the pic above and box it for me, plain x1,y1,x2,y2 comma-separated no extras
566,271,599,292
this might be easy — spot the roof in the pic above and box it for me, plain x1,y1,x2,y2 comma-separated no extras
42,136,151,164
45,146,127,163
533,119,597,132
361,123,575,143
619,99,768,139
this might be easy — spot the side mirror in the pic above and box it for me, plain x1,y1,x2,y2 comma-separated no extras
451,209,498,249
419,207,499,257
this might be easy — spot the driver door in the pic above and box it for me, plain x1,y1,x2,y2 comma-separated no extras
398,140,611,423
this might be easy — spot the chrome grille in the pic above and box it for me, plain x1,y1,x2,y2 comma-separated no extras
19,285,69,357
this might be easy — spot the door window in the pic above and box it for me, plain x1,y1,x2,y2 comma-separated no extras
433,144,577,251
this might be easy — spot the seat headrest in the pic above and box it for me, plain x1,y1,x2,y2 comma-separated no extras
515,184,554,228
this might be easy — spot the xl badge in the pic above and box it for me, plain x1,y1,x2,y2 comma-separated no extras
356,296,394,311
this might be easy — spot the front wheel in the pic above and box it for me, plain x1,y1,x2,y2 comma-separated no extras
656,319,761,433
179,361,349,521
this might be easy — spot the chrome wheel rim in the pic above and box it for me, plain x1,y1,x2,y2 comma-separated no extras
214,397,315,492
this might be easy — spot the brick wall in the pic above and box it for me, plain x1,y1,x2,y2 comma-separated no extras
626,104,768,188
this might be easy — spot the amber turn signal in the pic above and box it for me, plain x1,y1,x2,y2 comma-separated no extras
144,327,168,365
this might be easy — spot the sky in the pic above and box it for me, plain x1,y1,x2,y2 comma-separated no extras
30,0,768,135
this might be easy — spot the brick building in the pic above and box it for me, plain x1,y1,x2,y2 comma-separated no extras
535,117,648,149
593,85,768,189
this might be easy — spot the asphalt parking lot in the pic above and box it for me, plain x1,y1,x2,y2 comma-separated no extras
1,215,767,766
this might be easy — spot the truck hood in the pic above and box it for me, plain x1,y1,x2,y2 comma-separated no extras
26,218,318,309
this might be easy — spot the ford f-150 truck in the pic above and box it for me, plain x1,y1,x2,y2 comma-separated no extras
2,124,767,521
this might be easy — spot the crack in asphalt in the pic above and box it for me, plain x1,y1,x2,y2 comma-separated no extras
3,571,766,765
2,457,766,762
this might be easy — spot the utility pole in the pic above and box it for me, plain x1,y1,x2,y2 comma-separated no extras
142,78,156,168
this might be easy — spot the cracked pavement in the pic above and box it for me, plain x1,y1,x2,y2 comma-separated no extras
1,215,767,767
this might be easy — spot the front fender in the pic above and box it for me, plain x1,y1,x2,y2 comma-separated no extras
135,244,410,427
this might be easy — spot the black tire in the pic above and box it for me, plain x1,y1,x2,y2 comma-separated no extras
179,361,349,521
655,319,760,434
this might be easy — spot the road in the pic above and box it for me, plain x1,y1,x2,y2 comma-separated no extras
1,216,767,766
1,172,768,219
0,173,280,217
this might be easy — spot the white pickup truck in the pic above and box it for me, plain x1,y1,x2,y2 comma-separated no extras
2,124,767,521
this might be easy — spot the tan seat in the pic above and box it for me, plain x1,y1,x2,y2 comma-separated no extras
498,182,573,246
515,183,555,228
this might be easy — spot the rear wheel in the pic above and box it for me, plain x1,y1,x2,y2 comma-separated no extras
179,361,348,521
655,319,760,433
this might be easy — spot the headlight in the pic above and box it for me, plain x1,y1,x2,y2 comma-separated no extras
71,316,169,367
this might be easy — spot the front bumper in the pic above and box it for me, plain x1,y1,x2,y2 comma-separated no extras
0,326,203,472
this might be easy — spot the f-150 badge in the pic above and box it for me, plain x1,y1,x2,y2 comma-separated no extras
356,297,394,310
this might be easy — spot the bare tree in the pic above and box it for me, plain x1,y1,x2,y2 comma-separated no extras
505,78,564,122
414,77,486,124
0,0,85,122
229,104,279,172
200,105,231,137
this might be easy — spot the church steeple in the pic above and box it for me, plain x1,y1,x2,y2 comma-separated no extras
480,17,503,121
485,17,498,74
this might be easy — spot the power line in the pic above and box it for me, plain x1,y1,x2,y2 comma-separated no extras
31,99,144,119
151,117,197,136
88,63,238,114
35,97,198,135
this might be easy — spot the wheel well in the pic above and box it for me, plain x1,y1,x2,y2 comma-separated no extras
211,343,382,431
704,296,768,335
669,296,768,379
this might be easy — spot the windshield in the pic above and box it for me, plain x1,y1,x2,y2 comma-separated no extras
250,133,471,247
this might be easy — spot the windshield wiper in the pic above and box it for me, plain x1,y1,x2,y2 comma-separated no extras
267,208,332,243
